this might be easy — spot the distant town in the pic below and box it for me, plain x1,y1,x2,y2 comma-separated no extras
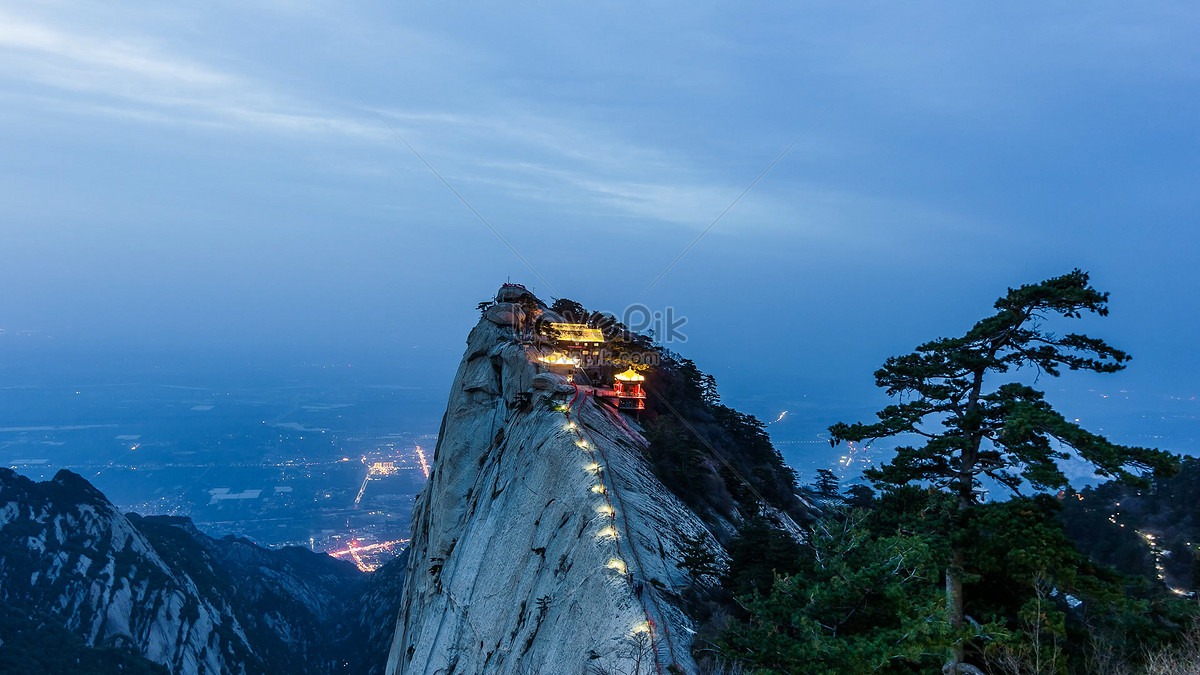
0,369,441,572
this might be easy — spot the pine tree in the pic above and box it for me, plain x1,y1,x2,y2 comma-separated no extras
678,533,719,588
722,520,803,597
829,270,1179,672
844,484,876,510
813,469,840,500
721,511,947,674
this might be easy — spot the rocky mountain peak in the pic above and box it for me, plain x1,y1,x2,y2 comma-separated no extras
386,285,723,675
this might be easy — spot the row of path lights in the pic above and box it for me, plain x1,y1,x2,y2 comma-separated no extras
557,384,667,675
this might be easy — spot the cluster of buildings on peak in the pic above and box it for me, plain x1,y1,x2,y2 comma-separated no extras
489,282,648,413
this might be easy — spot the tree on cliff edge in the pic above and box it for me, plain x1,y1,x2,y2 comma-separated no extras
829,269,1179,673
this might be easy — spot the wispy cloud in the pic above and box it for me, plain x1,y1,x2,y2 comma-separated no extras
0,8,379,138
0,4,913,239
0,12,226,87
368,106,757,226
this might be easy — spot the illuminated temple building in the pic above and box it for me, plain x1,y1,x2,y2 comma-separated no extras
612,368,646,411
549,323,605,364
535,320,649,416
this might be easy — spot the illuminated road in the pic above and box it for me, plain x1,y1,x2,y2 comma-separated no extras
414,444,431,479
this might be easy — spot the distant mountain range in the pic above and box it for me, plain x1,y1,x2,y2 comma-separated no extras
0,467,406,675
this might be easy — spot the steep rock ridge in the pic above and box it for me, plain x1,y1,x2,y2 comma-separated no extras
387,287,722,675
0,468,368,675
0,468,253,674
129,514,367,673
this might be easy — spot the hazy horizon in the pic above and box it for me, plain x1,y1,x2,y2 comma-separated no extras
3,1,1198,485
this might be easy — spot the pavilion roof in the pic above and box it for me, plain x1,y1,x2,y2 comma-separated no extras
614,367,645,382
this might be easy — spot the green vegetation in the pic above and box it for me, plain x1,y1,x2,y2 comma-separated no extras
702,272,1197,674
714,487,1198,674
678,533,721,589
1062,455,1200,593
828,270,1178,672
639,352,808,526
721,508,948,674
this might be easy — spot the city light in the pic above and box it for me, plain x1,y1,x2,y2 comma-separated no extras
328,539,410,572
414,444,431,479
368,461,399,476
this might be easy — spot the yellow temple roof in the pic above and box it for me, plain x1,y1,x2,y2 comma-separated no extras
549,323,605,343
614,367,645,382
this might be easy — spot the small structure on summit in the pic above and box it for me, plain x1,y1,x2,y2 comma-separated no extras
612,368,646,412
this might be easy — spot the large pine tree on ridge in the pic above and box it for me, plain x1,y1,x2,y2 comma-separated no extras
830,269,1179,673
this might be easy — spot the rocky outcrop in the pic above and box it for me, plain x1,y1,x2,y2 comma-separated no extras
386,288,723,675
0,469,249,674
0,469,369,675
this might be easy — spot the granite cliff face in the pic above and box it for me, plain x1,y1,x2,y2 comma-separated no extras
387,287,726,675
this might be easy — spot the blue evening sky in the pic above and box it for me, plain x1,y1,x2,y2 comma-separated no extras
2,1,1197,464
